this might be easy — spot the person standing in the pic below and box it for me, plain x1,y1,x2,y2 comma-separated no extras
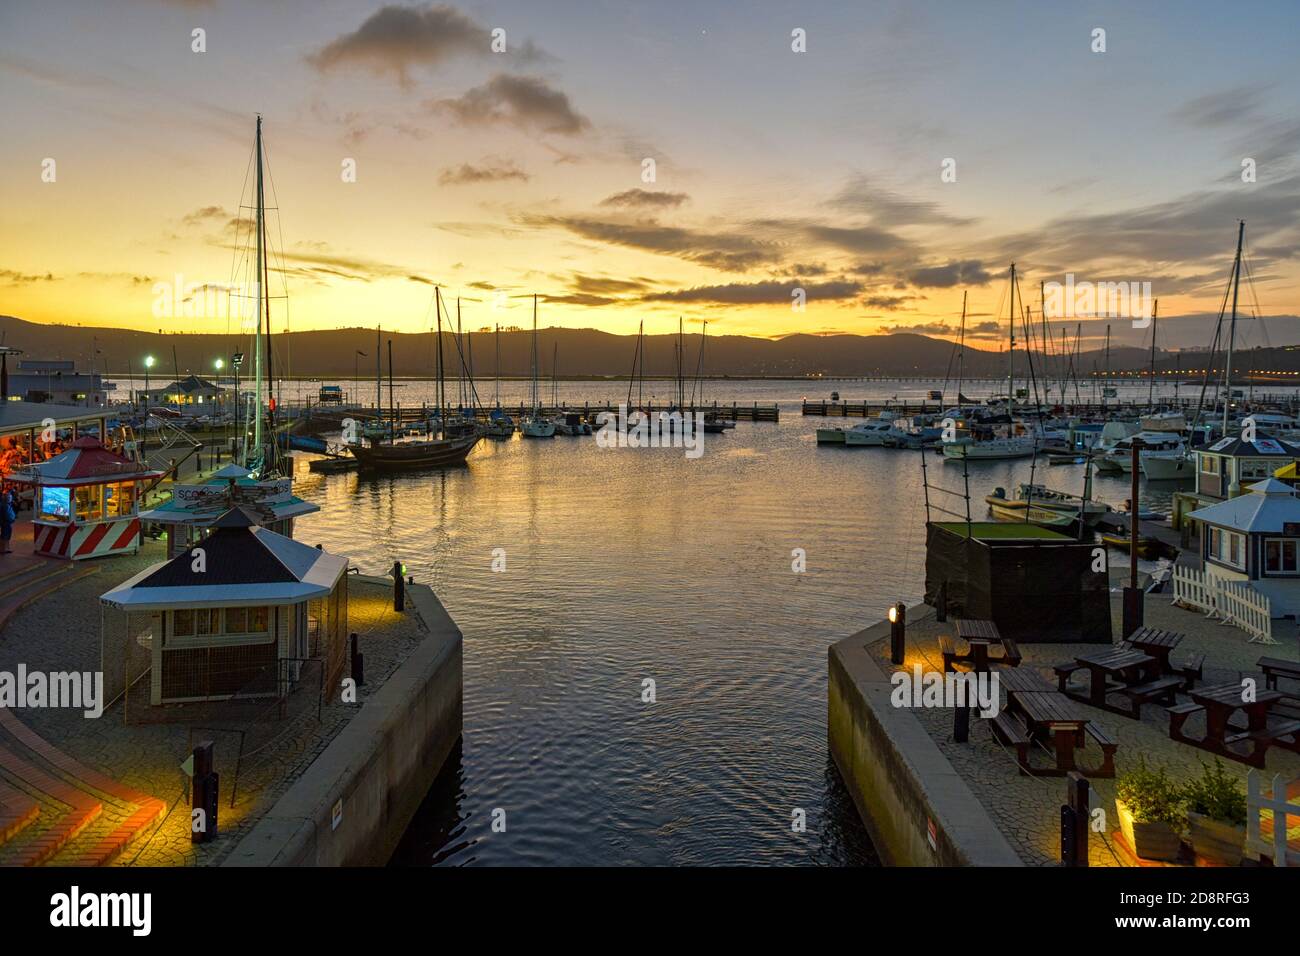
0,487,16,555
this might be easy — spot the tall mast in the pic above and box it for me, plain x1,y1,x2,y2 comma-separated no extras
957,290,967,406
1007,262,1016,406
1103,324,1111,411
530,294,539,412
1223,220,1246,436
494,323,500,406
436,288,446,437
375,326,381,415
253,115,265,456
1147,299,1159,407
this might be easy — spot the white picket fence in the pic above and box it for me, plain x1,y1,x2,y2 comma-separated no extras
1170,565,1277,645
1246,771,1300,867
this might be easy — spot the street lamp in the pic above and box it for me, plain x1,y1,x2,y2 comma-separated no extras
142,355,155,455
231,353,244,464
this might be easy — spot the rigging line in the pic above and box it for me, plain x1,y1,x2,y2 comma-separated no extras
225,140,257,365
261,134,293,391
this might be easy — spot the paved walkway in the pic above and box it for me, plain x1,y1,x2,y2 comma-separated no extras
867,594,1300,866
0,542,429,866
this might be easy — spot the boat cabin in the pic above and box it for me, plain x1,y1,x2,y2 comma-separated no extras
1185,478,1300,616
1194,433,1300,500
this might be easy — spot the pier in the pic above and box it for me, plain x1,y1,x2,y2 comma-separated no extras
302,399,780,429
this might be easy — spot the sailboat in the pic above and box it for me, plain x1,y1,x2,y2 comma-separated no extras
694,321,733,433
346,288,482,469
942,273,1037,461
520,295,556,438
237,115,286,479
485,323,515,437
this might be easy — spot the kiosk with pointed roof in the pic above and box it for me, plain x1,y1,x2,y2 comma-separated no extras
7,436,163,559
100,508,350,705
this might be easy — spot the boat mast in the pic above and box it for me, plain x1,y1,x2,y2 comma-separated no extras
1103,324,1111,412
436,288,446,439
253,115,265,457
1223,220,1245,436
957,290,967,407
375,326,381,417
1147,299,1159,408
494,323,500,407
1007,263,1016,407
530,294,539,413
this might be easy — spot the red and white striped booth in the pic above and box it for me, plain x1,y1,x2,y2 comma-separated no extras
8,437,163,560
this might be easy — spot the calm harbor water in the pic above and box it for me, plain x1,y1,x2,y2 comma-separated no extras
280,378,1243,866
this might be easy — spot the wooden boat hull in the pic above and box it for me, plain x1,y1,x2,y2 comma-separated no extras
988,500,1074,527
1099,533,1158,559
347,434,481,470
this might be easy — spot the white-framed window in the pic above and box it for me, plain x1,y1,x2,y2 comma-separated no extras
1200,454,1220,475
1208,527,1246,570
1239,459,1273,480
168,606,273,647
1264,538,1300,575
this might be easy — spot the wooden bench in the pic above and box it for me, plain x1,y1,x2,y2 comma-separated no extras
990,710,1031,774
1258,656,1300,691
938,634,958,673
1224,719,1300,748
1116,675,1183,718
1177,653,1205,691
1166,701,1204,739
1054,662,1082,692
1083,722,1118,778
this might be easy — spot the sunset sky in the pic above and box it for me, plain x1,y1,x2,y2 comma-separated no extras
2,0,1300,349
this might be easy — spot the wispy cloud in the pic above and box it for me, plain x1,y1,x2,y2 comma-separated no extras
439,160,529,185
599,188,689,210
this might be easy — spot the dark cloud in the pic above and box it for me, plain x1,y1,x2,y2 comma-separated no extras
542,292,616,306
568,274,652,295
599,189,689,209
883,321,949,334
431,74,589,135
864,294,914,310
522,214,782,272
802,223,913,256
438,160,529,185
906,259,991,288
641,280,861,305
307,4,546,84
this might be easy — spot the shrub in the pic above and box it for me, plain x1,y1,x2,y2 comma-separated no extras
1182,758,1247,827
1117,758,1185,827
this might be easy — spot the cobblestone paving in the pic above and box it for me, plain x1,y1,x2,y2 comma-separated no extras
0,540,429,866
867,594,1300,866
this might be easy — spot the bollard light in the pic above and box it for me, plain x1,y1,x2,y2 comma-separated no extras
889,602,906,664
392,560,405,612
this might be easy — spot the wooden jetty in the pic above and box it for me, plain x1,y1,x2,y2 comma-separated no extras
302,400,779,430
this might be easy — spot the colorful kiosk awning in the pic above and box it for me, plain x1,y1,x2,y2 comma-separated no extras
7,436,163,560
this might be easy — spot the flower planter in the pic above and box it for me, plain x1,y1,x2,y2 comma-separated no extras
1116,799,1182,862
1187,811,1245,866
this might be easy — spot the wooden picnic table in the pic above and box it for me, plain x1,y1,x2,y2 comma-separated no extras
997,667,1054,695
951,618,1021,672
1168,681,1299,767
1009,692,1095,775
1127,627,1185,674
1057,647,1183,719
